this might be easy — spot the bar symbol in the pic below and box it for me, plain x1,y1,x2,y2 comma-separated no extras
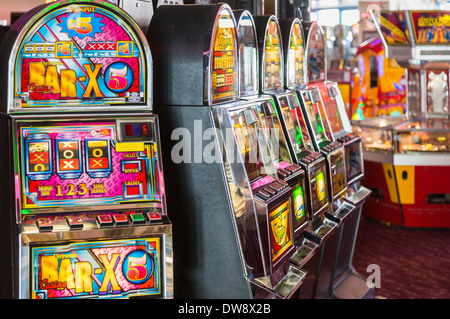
85,139,112,178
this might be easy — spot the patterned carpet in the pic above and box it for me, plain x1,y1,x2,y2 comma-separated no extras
352,217,450,299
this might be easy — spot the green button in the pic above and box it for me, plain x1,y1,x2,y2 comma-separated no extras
130,213,146,224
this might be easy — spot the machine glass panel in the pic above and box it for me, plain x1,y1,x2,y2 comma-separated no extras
300,89,329,148
211,9,238,103
236,12,259,96
410,11,450,45
305,23,326,82
263,17,283,92
286,20,305,89
317,84,345,137
12,3,148,110
378,11,411,45
352,116,408,153
18,119,161,215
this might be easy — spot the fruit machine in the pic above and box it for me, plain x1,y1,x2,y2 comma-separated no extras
0,0,173,299
233,9,322,290
358,9,450,228
148,3,307,299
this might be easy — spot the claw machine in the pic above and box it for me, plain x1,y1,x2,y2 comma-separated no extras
0,0,172,299
296,21,373,299
355,10,450,228
234,9,322,296
148,3,306,299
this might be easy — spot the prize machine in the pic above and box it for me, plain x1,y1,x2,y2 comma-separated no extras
0,0,173,299
352,10,450,228
297,21,373,299
148,3,307,299
233,10,321,274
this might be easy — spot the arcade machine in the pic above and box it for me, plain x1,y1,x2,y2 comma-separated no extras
297,21,373,299
233,10,321,289
252,14,337,243
148,3,306,299
352,10,450,228
0,0,173,299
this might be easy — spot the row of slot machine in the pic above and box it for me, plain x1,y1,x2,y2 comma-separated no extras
0,0,371,299
148,4,372,298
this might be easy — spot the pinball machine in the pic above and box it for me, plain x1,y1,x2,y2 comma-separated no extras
352,10,450,228
148,3,306,299
0,0,172,299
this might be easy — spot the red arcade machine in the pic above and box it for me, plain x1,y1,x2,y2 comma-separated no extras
0,0,173,299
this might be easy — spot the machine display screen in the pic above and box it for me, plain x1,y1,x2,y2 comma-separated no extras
318,84,345,136
14,3,148,108
30,237,162,299
306,23,326,82
211,9,238,102
263,17,283,91
232,110,263,183
301,90,328,146
269,200,293,263
286,21,305,88
289,94,314,151
410,11,450,45
19,120,159,212
378,11,410,45
236,12,258,96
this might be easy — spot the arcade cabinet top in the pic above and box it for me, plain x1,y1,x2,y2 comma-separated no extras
0,0,152,114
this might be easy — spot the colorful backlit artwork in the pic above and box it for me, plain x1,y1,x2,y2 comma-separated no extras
211,9,238,102
410,11,450,44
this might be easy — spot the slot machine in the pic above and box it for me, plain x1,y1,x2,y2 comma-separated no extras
0,0,172,299
148,3,306,299
298,21,373,299
233,10,320,273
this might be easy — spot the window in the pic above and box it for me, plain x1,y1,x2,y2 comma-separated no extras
317,9,340,27
341,9,360,26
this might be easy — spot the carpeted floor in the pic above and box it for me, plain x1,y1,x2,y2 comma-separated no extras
352,217,450,299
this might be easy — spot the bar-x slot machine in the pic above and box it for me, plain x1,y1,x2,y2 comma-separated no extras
0,0,172,299
149,3,305,299
233,10,318,268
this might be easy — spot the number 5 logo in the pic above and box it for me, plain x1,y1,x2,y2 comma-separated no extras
123,250,154,285
105,62,134,93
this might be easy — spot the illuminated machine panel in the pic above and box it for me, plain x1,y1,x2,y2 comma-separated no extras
286,20,305,89
410,11,450,45
211,9,238,103
12,2,148,110
31,237,163,299
18,120,159,213
378,11,411,45
263,16,283,92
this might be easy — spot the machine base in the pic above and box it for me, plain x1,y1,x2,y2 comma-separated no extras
333,271,375,299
